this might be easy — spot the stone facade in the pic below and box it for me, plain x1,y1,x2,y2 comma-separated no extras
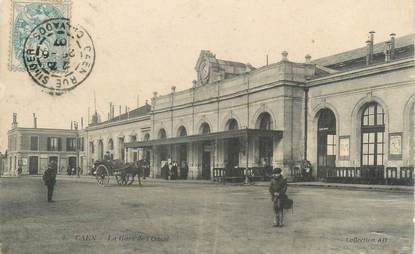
6,127,83,176
6,33,414,181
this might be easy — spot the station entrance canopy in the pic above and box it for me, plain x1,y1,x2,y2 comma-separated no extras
125,129,283,148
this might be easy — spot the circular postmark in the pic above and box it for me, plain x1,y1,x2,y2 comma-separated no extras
23,18,95,95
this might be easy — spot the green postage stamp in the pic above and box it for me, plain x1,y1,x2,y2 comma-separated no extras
8,0,71,71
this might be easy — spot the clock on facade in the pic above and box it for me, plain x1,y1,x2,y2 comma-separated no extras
199,60,210,85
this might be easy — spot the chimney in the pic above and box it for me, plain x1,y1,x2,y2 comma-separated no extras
153,91,158,98
109,102,112,119
305,54,311,64
390,33,396,60
81,117,84,129
281,51,289,61
33,113,37,128
70,121,73,130
74,121,78,130
366,31,375,65
171,86,176,93
12,113,17,128
192,80,197,87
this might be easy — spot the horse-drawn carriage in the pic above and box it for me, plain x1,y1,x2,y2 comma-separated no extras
93,159,149,186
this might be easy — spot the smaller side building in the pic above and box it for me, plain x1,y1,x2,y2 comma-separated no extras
6,115,84,176
0,152,7,176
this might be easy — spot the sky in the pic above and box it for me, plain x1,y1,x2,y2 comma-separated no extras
0,0,413,152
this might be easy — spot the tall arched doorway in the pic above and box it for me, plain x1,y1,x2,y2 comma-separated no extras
142,133,151,161
360,102,385,166
177,126,188,177
108,139,114,159
97,140,104,160
118,137,125,161
317,109,336,176
225,118,240,170
157,128,168,161
256,112,273,167
199,122,212,179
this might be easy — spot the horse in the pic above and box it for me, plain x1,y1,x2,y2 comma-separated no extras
124,159,150,186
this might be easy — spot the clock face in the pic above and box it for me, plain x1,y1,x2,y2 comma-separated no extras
199,60,210,84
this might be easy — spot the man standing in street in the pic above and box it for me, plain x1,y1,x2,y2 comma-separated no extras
43,161,57,202
269,168,287,227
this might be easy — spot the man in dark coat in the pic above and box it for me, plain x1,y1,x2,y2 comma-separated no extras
43,161,57,202
269,168,287,227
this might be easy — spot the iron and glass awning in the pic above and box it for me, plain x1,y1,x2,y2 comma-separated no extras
125,128,283,148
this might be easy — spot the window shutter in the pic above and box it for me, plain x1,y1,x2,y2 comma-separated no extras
58,138,62,151
47,137,51,151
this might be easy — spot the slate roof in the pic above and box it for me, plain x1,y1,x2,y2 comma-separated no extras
89,103,151,127
312,34,414,68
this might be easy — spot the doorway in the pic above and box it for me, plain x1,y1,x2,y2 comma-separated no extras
179,144,187,163
226,138,240,169
68,157,77,172
317,109,336,177
202,150,211,179
29,156,39,175
49,156,58,170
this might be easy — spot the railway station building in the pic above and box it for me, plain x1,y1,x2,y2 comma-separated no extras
7,32,414,183
123,33,414,181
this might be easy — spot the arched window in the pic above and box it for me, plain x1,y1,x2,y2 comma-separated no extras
225,118,238,131
199,122,211,134
108,139,114,150
256,112,272,130
361,102,385,166
143,133,150,141
158,129,167,139
177,126,187,137
130,135,137,142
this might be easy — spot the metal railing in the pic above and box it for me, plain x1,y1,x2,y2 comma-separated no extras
317,166,414,185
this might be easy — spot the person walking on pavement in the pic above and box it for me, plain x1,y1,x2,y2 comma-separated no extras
269,168,287,227
43,161,57,202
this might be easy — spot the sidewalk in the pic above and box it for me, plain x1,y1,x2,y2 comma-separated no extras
48,175,415,193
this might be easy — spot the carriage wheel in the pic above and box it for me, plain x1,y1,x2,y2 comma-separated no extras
96,165,110,186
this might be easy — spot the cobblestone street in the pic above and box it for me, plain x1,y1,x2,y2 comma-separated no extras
0,176,413,254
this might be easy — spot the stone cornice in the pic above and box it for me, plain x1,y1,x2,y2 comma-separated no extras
152,80,305,114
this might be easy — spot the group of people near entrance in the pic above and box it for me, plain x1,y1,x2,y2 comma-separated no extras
63,166,82,176
160,159,189,180
42,158,291,227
